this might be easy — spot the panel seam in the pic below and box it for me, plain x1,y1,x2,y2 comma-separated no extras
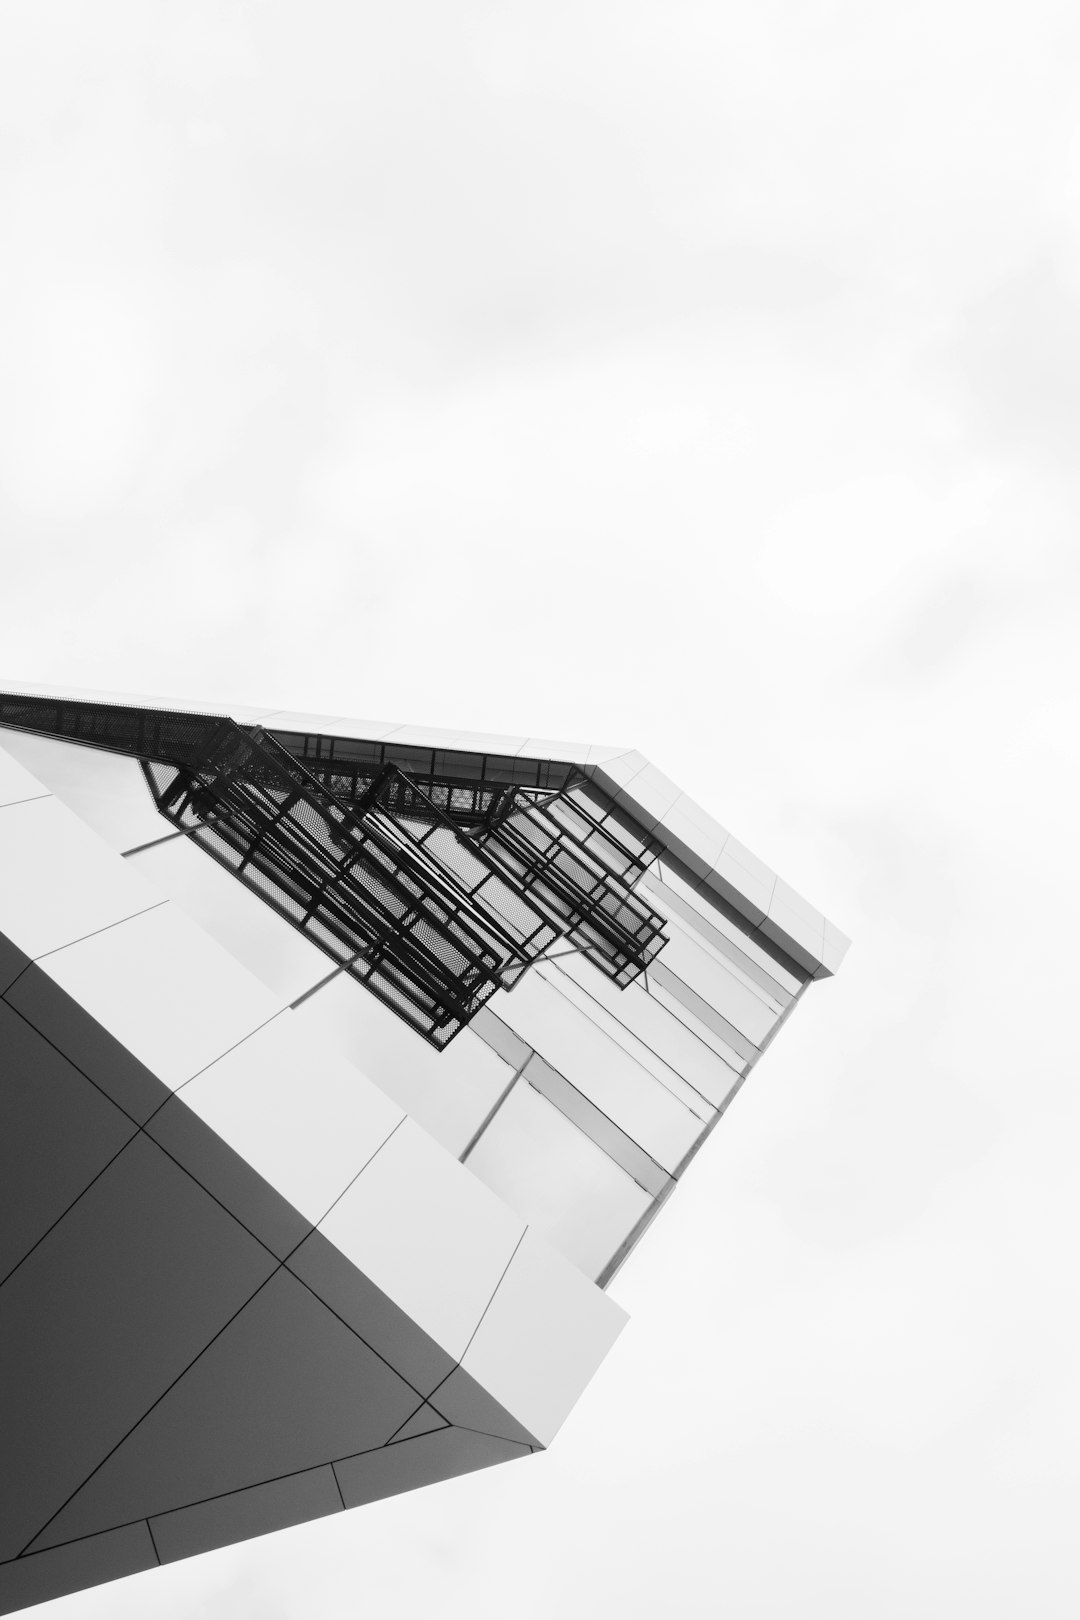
31,898,170,963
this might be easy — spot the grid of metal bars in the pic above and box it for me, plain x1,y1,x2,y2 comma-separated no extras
139,729,565,1048
478,784,668,987
273,730,669,984
0,691,668,1046
0,692,233,774
271,729,579,832
273,729,577,791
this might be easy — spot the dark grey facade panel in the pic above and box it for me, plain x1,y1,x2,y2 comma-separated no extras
148,1465,344,1565
285,1228,459,1401
332,1427,532,1511
29,1267,419,1551
145,1094,314,1263
0,1133,277,1560
0,1525,159,1616
0,1001,138,1284
5,963,174,1125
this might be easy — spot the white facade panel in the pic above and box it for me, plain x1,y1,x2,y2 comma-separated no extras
494,970,702,1172
707,841,777,925
39,901,286,1092
762,890,827,967
257,711,402,740
533,964,712,1121
0,742,50,809
646,971,755,1072
130,834,331,1004
608,762,683,831
553,952,744,1110
0,793,161,963
316,1117,525,1363
645,864,800,1000
512,736,593,765
175,1010,406,1227
0,681,848,1613
0,730,166,853
464,1079,654,1279
290,973,518,1160
0,687,842,976
649,918,779,1048
459,1228,628,1447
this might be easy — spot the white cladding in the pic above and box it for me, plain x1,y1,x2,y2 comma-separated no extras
0,705,849,1284
0,691,847,1615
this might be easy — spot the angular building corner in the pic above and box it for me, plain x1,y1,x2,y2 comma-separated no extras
0,684,850,1615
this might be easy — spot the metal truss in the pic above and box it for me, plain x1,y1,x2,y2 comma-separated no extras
0,692,668,1047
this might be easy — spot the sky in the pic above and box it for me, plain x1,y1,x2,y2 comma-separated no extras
2,2,1079,1615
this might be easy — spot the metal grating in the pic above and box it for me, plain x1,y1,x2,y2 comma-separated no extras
139,729,565,1048
270,730,668,984
271,729,579,832
0,691,232,772
355,766,668,988
0,691,668,1044
478,784,668,987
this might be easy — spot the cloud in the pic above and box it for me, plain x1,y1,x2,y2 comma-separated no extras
2,5,1079,1617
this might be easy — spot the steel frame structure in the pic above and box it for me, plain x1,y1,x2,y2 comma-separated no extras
0,692,667,1047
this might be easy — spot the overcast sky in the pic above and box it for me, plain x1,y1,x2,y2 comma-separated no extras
2,3,1079,1616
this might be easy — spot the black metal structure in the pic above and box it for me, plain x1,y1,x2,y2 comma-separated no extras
0,692,668,1046
272,730,578,832
271,729,668,982
473,782,667,988
348,764,668,990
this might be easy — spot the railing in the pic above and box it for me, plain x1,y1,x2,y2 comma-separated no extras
0,691,668,1045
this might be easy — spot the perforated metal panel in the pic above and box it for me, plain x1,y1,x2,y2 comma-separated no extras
142,732,561,1047
0,691,668,1047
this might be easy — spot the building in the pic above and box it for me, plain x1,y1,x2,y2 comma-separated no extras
0,684,848,1614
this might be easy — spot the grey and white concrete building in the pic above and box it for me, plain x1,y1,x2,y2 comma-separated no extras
0,684,848,1615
